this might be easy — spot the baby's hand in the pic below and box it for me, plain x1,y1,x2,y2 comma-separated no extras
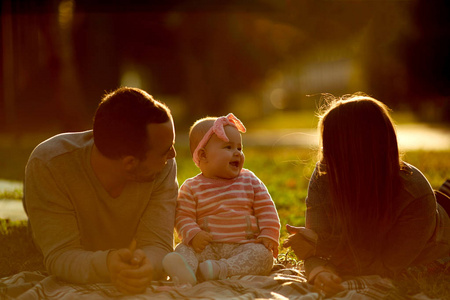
191,231,213,253
258,237,278,257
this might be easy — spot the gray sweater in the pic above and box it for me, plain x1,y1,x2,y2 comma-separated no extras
23,131,178,283
304,162,450,278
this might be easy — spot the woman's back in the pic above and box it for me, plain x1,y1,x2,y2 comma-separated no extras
305,161,450,277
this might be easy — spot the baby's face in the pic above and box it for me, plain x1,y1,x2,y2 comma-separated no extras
201,126,244,180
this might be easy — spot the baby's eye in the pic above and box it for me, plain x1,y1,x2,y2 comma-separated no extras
225,145,232,149
237,147,242,152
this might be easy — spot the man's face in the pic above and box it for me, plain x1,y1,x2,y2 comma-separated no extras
128,119,176,182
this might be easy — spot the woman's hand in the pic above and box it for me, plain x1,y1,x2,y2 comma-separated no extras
283,224,318,260
313,270,345,297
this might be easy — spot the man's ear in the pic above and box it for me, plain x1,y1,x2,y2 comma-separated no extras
122,155,138,171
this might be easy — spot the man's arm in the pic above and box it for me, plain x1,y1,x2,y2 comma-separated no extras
135,158,178,280
24,158,110,283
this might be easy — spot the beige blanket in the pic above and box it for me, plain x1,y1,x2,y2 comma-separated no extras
0,268,435,300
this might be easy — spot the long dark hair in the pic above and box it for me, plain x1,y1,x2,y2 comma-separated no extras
317,94,403,269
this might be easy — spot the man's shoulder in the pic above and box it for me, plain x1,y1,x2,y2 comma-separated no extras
30,130,93,163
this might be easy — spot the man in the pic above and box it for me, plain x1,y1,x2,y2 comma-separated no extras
23,87,177,294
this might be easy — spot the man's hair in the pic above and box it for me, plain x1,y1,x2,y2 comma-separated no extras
93,87,171,160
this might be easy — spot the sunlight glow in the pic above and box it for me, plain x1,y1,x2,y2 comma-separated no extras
121,69,142,88
270,88,287,109
58,0,74,30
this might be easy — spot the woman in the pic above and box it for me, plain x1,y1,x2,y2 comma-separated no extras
284,94,450,297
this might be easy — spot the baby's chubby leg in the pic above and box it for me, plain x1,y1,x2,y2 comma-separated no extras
162,251,197,285
162,243,210,285
173,243,200,273
225,242,274,277
199,243,273,280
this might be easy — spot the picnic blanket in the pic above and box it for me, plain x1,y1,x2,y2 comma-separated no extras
0,268,436,300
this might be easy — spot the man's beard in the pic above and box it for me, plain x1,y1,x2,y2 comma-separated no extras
128,168,157,183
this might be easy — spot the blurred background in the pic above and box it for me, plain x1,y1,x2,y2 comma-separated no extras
1,0,450,222
1,0,450,135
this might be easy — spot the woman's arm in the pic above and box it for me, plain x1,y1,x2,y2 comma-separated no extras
377,193,437,275
303,166,341,277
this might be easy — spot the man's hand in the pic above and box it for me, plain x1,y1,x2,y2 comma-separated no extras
258,237,278,257
107,241,153,294
191,230,213,253
115,250,153,294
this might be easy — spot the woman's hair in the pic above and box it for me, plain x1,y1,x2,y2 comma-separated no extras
317,93,403,267
93,87,171,160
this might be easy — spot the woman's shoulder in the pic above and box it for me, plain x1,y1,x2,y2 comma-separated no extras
399,162,434,199
308,163,328,186
305,163,331,204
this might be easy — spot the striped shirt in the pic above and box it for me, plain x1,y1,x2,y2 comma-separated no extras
176,169,280,245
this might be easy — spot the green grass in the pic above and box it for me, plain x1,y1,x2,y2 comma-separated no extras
0,219,44,277
0,188,23,200
1,146,449,297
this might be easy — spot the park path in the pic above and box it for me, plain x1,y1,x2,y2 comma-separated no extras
241,124,450,150
1,123,449,221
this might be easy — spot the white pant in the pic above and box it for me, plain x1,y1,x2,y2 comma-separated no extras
174,242,274,279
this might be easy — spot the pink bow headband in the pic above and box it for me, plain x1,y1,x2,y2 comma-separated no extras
193,113,246,167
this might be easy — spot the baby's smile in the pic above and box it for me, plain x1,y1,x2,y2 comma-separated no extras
229,161,239,168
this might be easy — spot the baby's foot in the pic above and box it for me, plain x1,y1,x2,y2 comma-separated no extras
198,260,221,280
162,252,197,285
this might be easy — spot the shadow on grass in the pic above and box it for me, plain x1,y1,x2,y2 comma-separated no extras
0,219,45,279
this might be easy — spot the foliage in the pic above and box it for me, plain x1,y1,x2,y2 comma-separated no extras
402,151,450,189
0,145,34,182
246,110,320,130
394,266,450,298
0,188,23,200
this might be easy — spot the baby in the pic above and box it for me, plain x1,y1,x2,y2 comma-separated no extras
163,113,280,285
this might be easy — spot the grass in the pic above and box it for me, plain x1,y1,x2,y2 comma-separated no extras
0,219,44,277
1,145,449,297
